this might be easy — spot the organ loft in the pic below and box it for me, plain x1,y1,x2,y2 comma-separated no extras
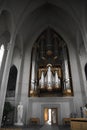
29,28,73,97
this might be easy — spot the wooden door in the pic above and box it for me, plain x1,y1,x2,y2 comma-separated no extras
51,108,58,125
44,108,48,122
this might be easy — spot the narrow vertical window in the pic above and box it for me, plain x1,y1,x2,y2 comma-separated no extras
6,65,17,97
0,44,4,68
85,63,87,80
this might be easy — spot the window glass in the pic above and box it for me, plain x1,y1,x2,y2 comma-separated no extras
85,63,87,80
0,44,4,68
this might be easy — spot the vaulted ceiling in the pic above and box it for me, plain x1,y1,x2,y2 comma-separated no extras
0,0,87,53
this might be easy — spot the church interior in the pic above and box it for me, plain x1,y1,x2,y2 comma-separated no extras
0,0,87,129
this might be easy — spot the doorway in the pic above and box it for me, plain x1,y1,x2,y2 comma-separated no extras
44,108,58,125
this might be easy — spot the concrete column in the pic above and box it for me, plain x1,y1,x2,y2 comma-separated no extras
13,51,24,123
15,54,23,104
20,46,32,125
0,37,15,126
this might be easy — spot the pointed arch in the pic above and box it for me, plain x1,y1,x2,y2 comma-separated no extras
29,27,73,97
6,65,18,97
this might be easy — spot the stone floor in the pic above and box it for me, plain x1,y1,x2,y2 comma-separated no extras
22,124,71,130
1,124,71,130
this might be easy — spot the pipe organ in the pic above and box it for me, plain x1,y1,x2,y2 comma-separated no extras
38,64,62,91
29,28,73,97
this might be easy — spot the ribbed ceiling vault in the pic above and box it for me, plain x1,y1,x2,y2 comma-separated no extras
8,0,85,51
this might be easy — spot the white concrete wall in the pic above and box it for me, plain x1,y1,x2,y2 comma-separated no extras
11,41,84,125
27,97,72,125
12,48,21,69
79,54,87,98
68,43,83,113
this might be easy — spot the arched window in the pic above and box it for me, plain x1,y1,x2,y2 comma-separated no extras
0,44,5,68
6,65,18,97
29,28,73,97
85,63,87,80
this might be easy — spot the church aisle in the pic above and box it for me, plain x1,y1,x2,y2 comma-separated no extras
40,124,59,130
40,124,71,130
1,125,71,130
22,124,71,130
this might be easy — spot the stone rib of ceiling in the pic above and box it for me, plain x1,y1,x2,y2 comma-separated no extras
20,3,79,45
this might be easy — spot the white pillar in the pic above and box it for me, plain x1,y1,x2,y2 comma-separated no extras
15,53,24,104
20,46,32,125
0,37,15,126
